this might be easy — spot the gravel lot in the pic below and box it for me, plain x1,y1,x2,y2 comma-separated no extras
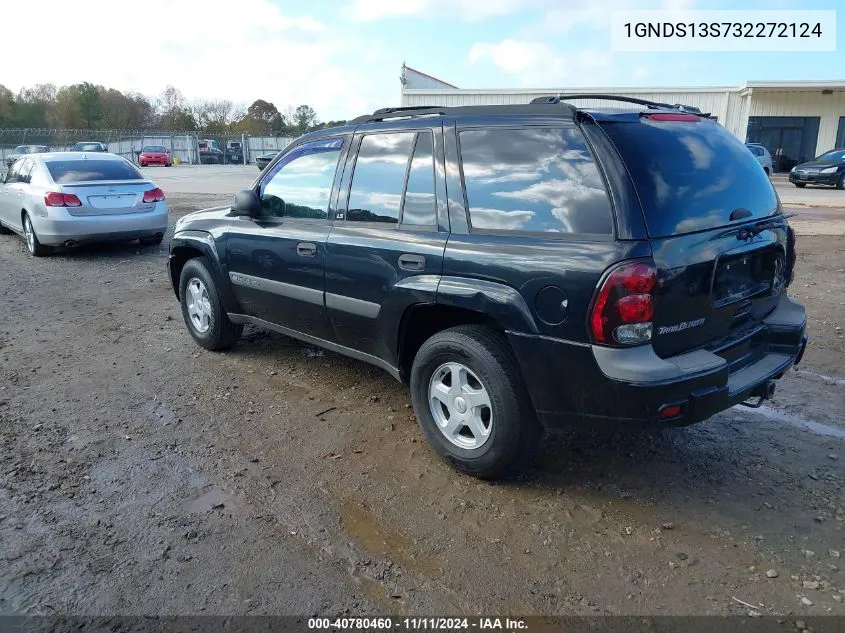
1,169,844,617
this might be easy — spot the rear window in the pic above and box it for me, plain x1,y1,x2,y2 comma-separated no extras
601,117,778,237
46,160,144,183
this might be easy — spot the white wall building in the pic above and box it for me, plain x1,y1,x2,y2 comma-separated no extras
399,64,845,173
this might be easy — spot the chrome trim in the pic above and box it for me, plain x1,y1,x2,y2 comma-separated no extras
227,313,401,381
326,292,381,318
228,271,323,306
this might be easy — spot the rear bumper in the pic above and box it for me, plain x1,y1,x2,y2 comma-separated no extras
32,205,169,245
789,172,838,185
509,295,807,430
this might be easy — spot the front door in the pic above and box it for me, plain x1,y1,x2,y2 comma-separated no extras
227,136,348,340
325,124,448,364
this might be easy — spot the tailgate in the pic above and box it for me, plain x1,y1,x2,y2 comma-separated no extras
597,111,791,359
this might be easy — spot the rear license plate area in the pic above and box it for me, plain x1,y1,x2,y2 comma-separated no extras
712,248,778,308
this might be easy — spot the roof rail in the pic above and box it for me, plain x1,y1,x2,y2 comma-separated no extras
531,94,712,116
351,106,446,124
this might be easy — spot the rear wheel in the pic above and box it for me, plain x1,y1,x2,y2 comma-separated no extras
410,325,542,479
178,257,243,351
0,221,11,235
837,174,845,190
22,213,50,257
794,183,806,188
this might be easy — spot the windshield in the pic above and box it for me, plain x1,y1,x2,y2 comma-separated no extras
46,159,144,183
143,146,166,153
13,146,44,154
72,143,103,151
814,149,845,162
600,117,778,238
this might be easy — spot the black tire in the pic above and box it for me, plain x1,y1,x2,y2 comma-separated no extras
0,221,11,235
837,174,845,190
178,257,243,351
794,183,806,188
410,325,542,479
139,234,164,246
22,213,51,257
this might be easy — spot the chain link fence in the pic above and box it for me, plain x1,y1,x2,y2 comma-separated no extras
1,128,293,176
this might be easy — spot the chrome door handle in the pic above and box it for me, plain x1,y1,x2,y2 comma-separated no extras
296,242,317,257
398,253,425,271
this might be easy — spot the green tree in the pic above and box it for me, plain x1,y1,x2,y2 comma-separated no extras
54,85,83,128
291,104,318,135
157,86,197,130
0,85,12,125
77,82,101,129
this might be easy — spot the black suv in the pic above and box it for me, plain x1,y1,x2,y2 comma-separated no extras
167,97,808,478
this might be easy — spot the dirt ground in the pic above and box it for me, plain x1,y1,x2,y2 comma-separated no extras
1,195,843,617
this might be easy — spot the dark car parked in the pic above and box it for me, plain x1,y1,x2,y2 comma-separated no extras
254,151,280,171
70,141,108,153
167,97,807,478
789,148,845,188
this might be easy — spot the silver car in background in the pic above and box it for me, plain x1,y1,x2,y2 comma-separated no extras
0,153,168,257
746,143,773,176
4,144,50,168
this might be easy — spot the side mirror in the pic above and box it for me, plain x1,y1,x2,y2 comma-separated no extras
232,189,261,216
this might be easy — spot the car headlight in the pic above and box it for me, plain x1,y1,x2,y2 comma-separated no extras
820,166,838,174
790,166,796,173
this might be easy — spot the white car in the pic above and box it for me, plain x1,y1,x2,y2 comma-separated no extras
0,152,168,256
746,143,773,176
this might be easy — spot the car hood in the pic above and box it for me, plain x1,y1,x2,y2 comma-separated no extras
796,159,843,169
174,205,233,232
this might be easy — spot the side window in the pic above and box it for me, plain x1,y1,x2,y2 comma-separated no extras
459,127,614,235
401,132,436,226
258,137,344,220
347,132,415,224
18,160,34,184
5,161,21,184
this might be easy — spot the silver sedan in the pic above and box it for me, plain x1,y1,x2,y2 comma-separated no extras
0,152,168,256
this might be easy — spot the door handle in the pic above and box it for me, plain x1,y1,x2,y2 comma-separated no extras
398,253,425,271
296,242,317,257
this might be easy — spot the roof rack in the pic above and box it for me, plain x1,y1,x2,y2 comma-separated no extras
531,94,711,116
351,106,446,124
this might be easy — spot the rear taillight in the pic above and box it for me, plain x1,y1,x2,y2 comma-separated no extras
143,188,165,203
44,192,82,207
589,260,657,346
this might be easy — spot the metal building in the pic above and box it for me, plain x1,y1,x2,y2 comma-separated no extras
400,64,845,173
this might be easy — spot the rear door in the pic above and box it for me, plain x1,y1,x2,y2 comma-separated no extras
598,113,789,359
226,136,348,340
324,121,448,363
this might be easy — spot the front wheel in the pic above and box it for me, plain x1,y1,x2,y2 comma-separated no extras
22,213,50,257
410,325,542,479
837,174,845,190
178,257,243,351
794,182,806,188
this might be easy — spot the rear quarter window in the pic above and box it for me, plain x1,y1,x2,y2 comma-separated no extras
459,127,614,236
601,117,778,237
46,160,144,183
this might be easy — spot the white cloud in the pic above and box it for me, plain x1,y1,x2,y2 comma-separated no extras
1,0,389,122
632,66,651,79
468,41,612,86
348,0,554,22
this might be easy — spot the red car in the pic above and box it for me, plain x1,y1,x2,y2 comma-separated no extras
139,145,172,167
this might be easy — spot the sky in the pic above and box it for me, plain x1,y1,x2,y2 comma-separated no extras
3,0,844,122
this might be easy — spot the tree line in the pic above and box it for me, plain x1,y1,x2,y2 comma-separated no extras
0,82,346,136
